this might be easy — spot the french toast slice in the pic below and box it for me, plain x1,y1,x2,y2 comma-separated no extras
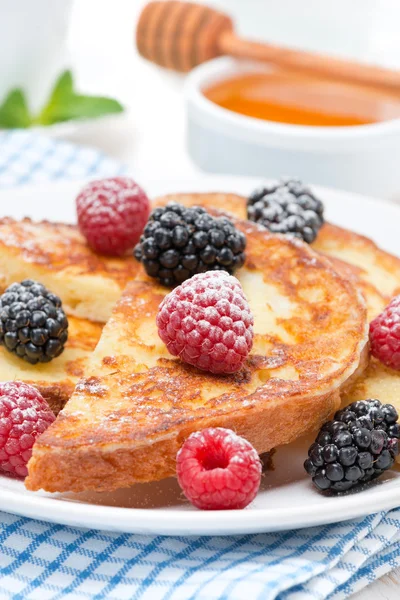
0,217,138,408
339,277,400,461
0,316,102,415
158,193,400,443
155,192,400,302
26,214,367,493
335,260,400,443
0,218,140,323
314,223,400,301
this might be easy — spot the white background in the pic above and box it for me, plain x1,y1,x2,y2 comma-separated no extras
4,1,400,597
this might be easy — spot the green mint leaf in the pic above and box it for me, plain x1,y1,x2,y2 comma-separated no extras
0,89,32,129
36,70,124,126
46,70,74,105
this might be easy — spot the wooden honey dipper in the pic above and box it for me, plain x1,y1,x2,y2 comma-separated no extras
136,1,400,92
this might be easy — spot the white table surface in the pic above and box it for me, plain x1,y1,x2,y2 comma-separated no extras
47,0,400,596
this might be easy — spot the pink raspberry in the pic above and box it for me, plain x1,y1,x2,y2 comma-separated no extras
156,271,254,374
76,177,150,256
370,296,400,370
0,382,55,477
177,428,262,510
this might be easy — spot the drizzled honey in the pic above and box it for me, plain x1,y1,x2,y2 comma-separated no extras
203,71,400,127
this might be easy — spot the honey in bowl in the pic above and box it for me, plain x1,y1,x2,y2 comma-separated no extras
203,71,400,127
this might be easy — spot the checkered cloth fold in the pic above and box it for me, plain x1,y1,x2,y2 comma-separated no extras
0,131,400,600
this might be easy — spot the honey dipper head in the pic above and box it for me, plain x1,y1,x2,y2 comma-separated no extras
136,0,233,71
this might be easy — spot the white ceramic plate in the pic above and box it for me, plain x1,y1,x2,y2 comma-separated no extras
0,174,400,536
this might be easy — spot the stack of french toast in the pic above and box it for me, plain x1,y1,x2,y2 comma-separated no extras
0,180,398,496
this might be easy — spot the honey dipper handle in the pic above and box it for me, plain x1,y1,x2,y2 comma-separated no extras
219,30,400,92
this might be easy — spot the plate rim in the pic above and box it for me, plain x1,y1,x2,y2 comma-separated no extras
1,477,399,536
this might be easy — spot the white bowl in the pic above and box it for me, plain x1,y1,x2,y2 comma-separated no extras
185,57,400,198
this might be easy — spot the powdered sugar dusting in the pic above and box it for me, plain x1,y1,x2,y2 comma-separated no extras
76,377,107,397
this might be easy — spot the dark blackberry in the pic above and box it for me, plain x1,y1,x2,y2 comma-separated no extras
304,399,399,493
134,204,246,286
0,280,68,364
247,177,324,243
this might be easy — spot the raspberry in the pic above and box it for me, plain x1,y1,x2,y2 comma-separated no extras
76,177,150,256
370,296,400,370
156,271,254,374
177,428,262,510
0,382,55,477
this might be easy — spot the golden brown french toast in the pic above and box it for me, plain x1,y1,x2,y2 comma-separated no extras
0,217,140,323
155,192,400,303
337,269,400,442
314,223,400,301
0,217,139,409
25,213,367,493
0,316,102,415
157,193,400,438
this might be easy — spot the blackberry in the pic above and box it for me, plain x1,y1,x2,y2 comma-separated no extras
0,280,68,364
304,400,399,493
247,177,324,243
134,204,246,286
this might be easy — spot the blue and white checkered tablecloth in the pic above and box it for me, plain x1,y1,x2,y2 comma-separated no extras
1,130,400,600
